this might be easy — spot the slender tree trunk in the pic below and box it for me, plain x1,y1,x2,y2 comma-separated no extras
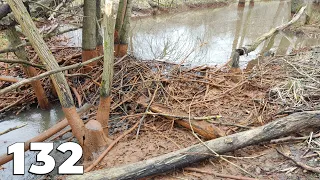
115,0,127,44
6,0,85,146
118,0,132,57
96,0,104,55
82,0,97,71
6,26,50,110
114,0,132,57
96,0,117,136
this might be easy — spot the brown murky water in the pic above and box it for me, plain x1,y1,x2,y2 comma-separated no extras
130,1,319,66
62,1,319,67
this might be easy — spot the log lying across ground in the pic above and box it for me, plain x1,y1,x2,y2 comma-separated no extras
0,103,93,166
68,111,320,180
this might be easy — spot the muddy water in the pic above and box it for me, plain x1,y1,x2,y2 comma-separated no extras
62,1,319,67
0,105,64,179
131,1,319,66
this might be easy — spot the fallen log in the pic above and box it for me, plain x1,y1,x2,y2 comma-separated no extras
137,97,225,139
68,111,320,180
231,6,306,68
0,103,93,166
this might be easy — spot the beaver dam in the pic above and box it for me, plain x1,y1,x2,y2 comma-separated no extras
0,0,320,179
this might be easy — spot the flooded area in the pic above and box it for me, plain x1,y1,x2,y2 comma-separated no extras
0,105,64,179
62,0,319,67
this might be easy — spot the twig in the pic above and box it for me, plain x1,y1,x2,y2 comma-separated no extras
276,148,320,174
136,84,159,138
48,0,66,20
184,168,257,180
0,55,104,95
0,58,45,69
0,123,27,136
84,121,140,172
270,133,320,143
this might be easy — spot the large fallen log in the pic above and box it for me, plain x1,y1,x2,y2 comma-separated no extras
68,111,320,180
0,103,93,166
231,6,306,68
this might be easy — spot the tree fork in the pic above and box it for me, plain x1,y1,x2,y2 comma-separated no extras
6,0,86,146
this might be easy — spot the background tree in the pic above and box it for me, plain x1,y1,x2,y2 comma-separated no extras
114,0,132,57
82,0,98,70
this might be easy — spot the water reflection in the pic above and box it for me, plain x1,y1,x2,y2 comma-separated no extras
61,1,320,67
131,1,318,67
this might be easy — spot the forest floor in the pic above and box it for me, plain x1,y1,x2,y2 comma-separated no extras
1,2,320,180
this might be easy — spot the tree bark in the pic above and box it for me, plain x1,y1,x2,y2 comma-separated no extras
83,120,109,160
68,111,320,180
6,26,50,110
96,0,117,136
114,0,127,44
96,0,103,55
6,0,86,146
82,0,98,70
114,0,132,57
118,0,132,57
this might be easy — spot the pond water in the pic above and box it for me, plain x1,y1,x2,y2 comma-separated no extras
0,105,64,179
62,0,319,67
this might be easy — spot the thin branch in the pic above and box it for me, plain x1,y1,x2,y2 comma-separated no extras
0,58,45,69
0,123,27,136
0,55,103,95
276,148,320,174
184,168,257,180
28,0,84,17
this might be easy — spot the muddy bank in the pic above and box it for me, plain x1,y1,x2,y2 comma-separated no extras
132,0,230,17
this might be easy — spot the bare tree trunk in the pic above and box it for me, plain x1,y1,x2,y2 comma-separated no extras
118,0,132,57
114,0,132,57
114,0,127,44
96,0,103,55
6,26,50,110
96,0,117,136
6,0,85,146
82,0,97,71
